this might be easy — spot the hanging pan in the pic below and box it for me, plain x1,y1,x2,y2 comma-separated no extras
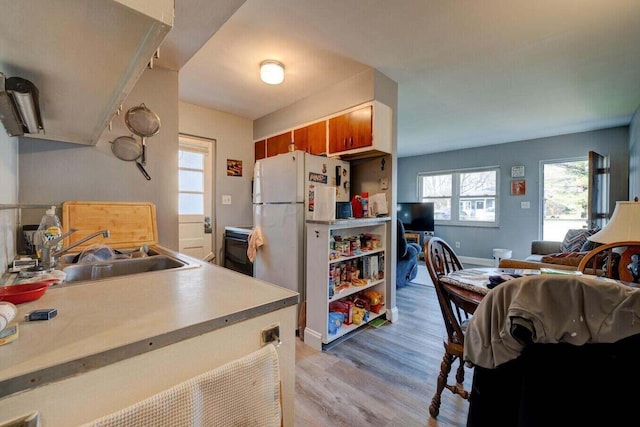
125,103,161,166
110,135,151,180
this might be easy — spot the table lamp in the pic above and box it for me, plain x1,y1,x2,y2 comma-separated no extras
587,200,640,282
588,200,640,243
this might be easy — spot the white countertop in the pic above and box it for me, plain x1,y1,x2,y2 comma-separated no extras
0,252,298,398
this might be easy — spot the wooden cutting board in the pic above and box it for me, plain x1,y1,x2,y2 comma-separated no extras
62,201,158,250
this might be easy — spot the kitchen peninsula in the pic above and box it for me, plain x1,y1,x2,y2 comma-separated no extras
0,252,298,426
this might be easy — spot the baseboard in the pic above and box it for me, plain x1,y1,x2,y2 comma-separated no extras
459,256,494,267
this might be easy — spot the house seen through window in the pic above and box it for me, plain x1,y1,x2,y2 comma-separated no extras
419,167,499,226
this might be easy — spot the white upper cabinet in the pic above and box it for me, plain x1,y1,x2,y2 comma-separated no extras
0,0,173,145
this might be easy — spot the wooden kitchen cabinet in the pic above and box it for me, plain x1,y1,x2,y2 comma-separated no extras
255,100,392,161
294,121,327,154
328,101,392,158
266,131,293,157
255,139,266,161
329,105,372,154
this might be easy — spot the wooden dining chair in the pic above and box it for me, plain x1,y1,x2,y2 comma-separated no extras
577,241,640,283
424,237,472,418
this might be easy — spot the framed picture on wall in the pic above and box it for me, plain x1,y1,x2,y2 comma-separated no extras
227,159,243,177
511,179,526,196
511,165,525,178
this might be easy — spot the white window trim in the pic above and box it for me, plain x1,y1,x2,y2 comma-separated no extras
418,166,500,227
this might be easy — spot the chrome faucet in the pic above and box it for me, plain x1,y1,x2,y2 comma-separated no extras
40,229,111,269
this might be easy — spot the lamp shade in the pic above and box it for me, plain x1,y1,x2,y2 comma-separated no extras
588,201,640,243
260,60,285,85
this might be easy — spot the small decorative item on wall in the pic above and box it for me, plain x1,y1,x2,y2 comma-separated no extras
227,159,242,177
511,179,526,196
511,165,525,178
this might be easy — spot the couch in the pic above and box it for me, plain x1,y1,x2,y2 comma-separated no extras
499,228,600,271
396,219,422,287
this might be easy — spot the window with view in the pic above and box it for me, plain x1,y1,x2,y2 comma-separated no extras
418,167,499,225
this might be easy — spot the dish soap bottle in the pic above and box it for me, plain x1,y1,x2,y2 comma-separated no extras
35,206,62,260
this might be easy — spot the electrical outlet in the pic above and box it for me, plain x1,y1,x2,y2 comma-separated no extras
380,177,389,190
222,195,232,205
455,241,460,248
261,323,281,347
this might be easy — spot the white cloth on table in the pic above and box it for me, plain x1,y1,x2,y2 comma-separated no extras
464,275,640,369
81,344,281,427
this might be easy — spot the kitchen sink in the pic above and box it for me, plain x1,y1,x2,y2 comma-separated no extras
57,247,163,264
59,248,199,284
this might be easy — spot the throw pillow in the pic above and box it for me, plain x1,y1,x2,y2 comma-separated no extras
580,239,601,252
541,252,588,266
561,228,600,253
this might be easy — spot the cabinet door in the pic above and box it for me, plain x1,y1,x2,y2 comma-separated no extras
255,139,266,161
328,106,372,154
266,131,292,157
294,121,326,154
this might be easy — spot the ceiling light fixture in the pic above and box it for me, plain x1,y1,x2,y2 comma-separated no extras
260,60,285,85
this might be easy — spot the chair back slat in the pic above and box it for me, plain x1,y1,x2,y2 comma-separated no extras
577,241,640,283
425,237,472,418
425,237,469,346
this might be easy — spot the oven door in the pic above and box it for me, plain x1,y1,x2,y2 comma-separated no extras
224,230,253,276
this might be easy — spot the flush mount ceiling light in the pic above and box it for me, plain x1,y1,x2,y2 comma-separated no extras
260,60,285,85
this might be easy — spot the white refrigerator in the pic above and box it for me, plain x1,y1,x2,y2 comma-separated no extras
253,151,350,308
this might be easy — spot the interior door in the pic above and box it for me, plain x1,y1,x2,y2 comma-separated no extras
179,135,214,260
588,150,610,229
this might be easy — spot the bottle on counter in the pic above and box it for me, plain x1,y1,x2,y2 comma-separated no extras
35,205,62,259
361,192,369,217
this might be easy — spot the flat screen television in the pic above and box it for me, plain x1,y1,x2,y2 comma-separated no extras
397,202,435,232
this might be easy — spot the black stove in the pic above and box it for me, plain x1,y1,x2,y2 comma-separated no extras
223,226,254,276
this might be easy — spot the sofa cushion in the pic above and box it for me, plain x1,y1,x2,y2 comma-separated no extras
561,229,600,253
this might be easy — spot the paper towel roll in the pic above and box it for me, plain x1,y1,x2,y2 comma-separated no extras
313,186,337,220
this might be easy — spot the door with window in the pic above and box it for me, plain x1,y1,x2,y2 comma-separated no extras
179,135,214,260
542,152,608,241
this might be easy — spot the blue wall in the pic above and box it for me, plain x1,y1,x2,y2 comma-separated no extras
398,126,629,260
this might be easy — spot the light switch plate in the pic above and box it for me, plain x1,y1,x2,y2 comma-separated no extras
222,195,232,205
521,201,530,209
380,177,389,190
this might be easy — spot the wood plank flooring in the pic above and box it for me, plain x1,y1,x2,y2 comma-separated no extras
294,264,472,427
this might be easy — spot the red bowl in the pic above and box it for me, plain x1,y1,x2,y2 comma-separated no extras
0,282,50,304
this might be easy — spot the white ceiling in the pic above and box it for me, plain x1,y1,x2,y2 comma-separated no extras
169,0,640,157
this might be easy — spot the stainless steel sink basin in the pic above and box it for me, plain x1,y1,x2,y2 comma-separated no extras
60,248,198,284
58,247,162,264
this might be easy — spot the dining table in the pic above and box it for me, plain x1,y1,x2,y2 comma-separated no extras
439,267,542,313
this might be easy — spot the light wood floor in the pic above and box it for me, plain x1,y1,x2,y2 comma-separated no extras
294,265,472,427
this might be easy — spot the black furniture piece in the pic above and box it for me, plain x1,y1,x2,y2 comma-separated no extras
467,327,640,427
396,219,421,287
